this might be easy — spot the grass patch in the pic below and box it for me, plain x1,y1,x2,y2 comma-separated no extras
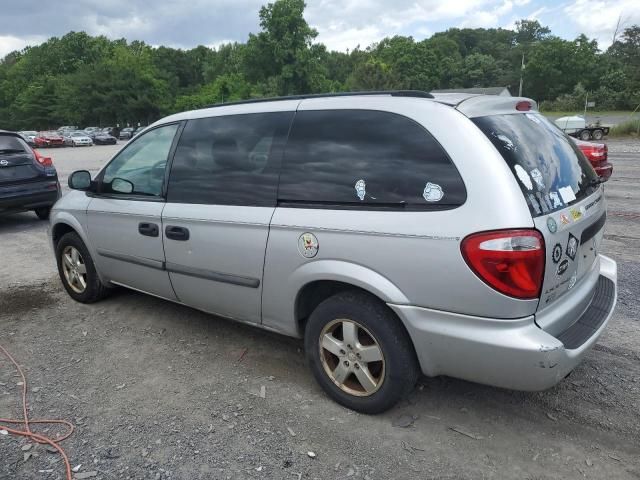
609,118,640,137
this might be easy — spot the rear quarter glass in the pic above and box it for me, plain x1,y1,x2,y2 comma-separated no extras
0,135,29,152
472,113,599,217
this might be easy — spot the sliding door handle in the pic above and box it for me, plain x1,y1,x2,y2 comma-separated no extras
165,225,190,241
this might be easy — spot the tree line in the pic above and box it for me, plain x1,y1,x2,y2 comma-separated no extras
1,0,638,131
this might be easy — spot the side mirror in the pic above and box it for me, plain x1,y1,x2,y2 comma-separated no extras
111,177,134,194
68,170,92,190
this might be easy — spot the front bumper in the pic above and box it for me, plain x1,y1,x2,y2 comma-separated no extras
389,254,617,391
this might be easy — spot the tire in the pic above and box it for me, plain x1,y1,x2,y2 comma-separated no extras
34,207,51,220
579,129,591,141
592,129,604,140
55,231,110,303
304,291,419,414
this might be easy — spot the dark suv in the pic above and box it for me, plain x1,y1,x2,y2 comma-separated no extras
0,130,61,219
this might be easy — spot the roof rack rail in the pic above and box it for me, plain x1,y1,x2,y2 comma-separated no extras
202,90,434,109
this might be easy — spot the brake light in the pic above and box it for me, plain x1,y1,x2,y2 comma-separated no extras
461,229,545,299
578,143,607,161
32,148,53,167
516,101,532,111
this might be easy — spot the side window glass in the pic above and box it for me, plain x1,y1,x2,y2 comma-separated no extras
102,124,179,196
167,112,293,206
278,110,466,208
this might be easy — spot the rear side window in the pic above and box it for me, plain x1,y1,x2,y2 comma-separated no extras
472,113,599,217
167,112,293,206
0,135,28,153
278,110,466,209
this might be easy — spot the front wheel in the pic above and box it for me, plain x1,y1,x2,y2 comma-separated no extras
56,232,110,303
305,291,419,414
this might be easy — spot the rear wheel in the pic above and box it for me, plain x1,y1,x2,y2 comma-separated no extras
34,207,51,220
56,232,109,303
579,129,591,141
304,291,419,414
592,129,604,140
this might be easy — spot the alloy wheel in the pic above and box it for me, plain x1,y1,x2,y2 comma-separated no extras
61,246,87,293
319,319,385,396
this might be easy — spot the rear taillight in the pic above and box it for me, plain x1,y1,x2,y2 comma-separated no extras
461,229,545,300
578,143,607,161
32,148,53,167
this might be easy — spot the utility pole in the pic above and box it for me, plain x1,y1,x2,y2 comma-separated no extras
584,92,588,120
518,52,525,97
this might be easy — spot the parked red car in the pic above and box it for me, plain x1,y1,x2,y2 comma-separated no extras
572,137,612,182
34,131,65,148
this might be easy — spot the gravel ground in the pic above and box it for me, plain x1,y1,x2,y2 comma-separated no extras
1,140,639,480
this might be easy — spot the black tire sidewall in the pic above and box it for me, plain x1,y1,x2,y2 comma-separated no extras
305,291,419,414
34,207,51,220
55,232,106,303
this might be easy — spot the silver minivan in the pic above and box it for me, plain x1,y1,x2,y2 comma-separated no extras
50,91,617,413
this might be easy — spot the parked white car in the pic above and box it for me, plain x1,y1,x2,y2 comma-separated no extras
64,131,93,147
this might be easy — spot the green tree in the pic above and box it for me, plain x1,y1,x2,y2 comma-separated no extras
346,59,400,90
244,0,328,95
514,19,551,45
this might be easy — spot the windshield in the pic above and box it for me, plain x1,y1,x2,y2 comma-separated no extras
473,113,599,217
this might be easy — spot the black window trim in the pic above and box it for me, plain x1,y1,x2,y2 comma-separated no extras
88,121,185,202
276,108,468,212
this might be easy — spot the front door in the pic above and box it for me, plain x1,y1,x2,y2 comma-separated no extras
87,123,181,299
162,110,294,323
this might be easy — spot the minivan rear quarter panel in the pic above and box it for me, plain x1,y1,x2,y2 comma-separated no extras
262,97,538,336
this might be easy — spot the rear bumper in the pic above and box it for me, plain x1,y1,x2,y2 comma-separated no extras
0,181,61,213
390,254,617,391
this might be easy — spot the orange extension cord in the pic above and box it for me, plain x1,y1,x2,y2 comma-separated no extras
0,344,74,480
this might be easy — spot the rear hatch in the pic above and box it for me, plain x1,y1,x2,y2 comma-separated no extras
472,112,605,315
0,134,42,185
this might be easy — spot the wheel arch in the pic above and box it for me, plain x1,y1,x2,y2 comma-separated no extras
292,261,412,340
49,212,107,283
51,221,77,247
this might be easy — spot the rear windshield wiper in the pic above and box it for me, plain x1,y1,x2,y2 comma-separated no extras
0,148,25,154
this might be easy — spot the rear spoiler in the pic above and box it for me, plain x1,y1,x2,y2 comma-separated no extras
454,96,538,118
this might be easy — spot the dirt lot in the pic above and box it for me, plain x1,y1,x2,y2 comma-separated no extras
1,141,639,480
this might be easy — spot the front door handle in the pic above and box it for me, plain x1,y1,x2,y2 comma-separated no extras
165,225,190,241
138,222,159,237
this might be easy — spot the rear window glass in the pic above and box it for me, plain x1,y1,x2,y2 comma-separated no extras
473,113,599,217
278,110,466,209
0,135,28,153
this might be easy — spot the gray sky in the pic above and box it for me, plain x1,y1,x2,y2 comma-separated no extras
1,0,639,58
